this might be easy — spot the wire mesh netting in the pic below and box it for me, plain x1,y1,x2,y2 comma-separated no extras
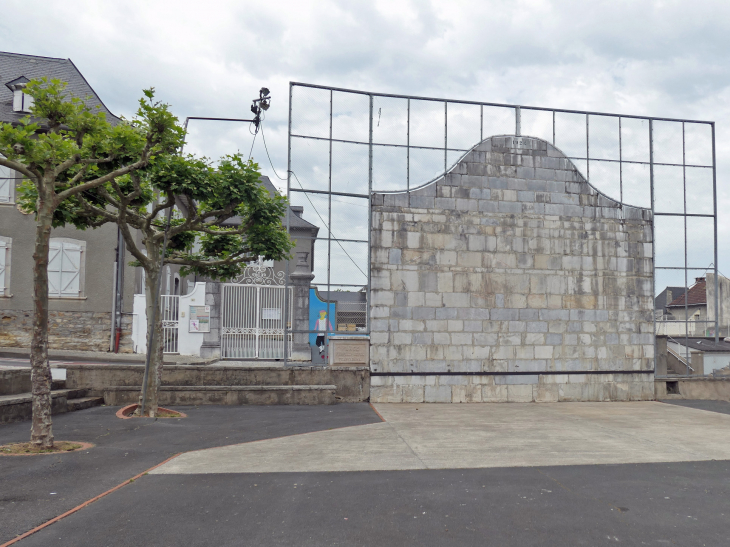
288,83,718,374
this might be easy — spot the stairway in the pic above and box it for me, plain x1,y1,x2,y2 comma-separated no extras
0,374,104,424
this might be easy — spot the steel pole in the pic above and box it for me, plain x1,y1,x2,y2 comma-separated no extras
712,122,719,343
649,119,657,374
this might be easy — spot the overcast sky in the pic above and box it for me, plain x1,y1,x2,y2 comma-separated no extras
2,0,729,290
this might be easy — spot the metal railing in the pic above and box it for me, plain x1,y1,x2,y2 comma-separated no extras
160,294,179,354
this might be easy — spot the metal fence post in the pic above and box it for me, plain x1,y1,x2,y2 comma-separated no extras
367,95,374,334
407,98,410,207
649,119,657,374
682,122,684,368
712,122,719,344
444,101,448,177
515,106,521,136
586,114,590,182
619,117,623,206
326,89,333,347
284,82,293,364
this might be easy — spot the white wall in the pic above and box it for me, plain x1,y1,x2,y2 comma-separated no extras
705,353,730,374
132,293,147,354
131,282,207,356
178,282,207,356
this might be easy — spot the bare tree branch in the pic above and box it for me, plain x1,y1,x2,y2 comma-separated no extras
0,156,38,180
55,144,152,202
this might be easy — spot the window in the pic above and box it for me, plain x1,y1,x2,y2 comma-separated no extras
48,238,86,298
0,236,10,296
0,157,15,204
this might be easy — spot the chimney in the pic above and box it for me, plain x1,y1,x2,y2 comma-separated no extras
291,206,304,218
5,76,33,113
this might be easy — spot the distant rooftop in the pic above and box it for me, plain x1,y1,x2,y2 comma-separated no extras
0,51,119,126
667,278,706,307
671,337,730,353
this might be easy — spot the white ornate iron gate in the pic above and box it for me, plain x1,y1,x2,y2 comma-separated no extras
220,260,292,359
160,294,180,354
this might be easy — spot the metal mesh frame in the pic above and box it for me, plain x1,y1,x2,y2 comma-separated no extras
285,82,719,375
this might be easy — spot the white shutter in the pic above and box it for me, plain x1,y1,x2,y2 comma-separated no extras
48,241,62,296
60,243,81,297
0,164,12,203
0,241,6,296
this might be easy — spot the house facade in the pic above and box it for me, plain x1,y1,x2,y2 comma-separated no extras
1,51,319,358
0,51,135,352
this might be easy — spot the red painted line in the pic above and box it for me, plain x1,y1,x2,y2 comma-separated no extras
0,453,181,547
369,402,386,422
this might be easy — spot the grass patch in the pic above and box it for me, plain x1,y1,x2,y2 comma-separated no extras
0,441,84,455
155,409,184,418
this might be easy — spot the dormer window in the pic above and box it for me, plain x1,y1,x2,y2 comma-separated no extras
5,76,34,113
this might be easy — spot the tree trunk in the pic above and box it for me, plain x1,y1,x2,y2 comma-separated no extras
137,266,164,417
30,200,55,448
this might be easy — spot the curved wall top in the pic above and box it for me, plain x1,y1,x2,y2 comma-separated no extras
374,135,651,215
373,135,651,220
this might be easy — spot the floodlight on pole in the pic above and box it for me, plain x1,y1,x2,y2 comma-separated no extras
251,87,272,128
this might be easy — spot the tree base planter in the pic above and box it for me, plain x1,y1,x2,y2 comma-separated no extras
116,404,187,419
0,441,94,456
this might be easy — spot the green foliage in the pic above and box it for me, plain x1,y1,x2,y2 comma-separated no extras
2,77,293,283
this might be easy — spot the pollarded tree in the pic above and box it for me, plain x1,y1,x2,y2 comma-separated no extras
0,78,183,448
64,154,293,416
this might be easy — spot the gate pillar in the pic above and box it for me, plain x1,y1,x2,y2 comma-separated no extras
200,282,221,359
289,252,314,361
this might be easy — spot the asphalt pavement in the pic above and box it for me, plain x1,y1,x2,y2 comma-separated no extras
1,401,729,547
0,403,381,544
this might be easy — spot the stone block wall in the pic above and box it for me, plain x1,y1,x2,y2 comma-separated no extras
370,136,655,403
0,310,133,352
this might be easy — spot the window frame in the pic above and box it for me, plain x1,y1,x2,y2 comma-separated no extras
48,237,87,299
0,155,17,205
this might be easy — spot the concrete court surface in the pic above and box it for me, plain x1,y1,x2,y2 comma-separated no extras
155,401,730,474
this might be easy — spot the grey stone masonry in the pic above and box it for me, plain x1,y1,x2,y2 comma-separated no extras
370,136,655,403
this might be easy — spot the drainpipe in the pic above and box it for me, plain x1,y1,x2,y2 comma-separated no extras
112,227,125,352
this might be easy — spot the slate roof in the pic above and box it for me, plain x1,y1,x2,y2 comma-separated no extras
259,176,319,232
655,286,686,310
667,278,706,307
0,51,119,126
220,176,319,233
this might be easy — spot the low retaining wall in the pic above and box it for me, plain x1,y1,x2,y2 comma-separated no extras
656,377,730,400
0,311,133,353
62,364,370,403
0,368,31,396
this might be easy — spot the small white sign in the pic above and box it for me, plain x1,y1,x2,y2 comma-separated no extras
262,308,281,320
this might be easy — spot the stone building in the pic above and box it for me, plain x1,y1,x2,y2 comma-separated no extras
369,136,655,403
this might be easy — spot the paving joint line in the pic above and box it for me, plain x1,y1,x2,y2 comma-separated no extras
0,452,181,547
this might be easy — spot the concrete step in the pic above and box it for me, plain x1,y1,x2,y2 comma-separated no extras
52,379,66,390
102,385,337,406
0,389,89,424
67,396,104,412
65,388,87,399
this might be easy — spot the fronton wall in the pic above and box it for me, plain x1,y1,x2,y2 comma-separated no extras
369,136,654,403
